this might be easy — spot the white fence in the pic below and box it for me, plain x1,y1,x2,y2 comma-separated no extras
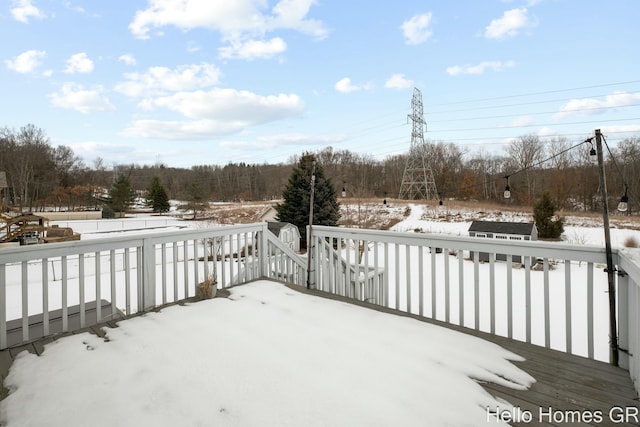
0,223,305,349
309,225,640,394
2,222,640,394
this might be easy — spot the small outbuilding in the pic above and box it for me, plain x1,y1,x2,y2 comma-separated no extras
267,221,301,253
468,220,537,263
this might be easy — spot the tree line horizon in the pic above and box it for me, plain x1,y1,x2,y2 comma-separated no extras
1,124,638,214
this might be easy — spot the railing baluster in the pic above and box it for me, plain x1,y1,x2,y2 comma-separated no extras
444,247,450,323
587,261,594,359
458,250,464,327
21,261,28,342
490,253,496,335
364,240,370,302
418,246,424,316
62,255,68,332
43,257,50,334
172,242,179,299
525,256,532,344
544,257,550,348
395,243,400,310
507,254,513,339
345,238,352,298
95,252,102,319
431,247,436,319
406,244,411,313
125,248,131,315
194,239,199,290
384,242,389,307
110,250,116,318
329,238,335,293
473,251,479,330
374,241,380,305
78,254,84,328
161,243,167,304
565,259,572,354
183,240,189,297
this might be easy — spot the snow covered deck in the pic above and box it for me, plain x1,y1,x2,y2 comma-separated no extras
1,281,638,426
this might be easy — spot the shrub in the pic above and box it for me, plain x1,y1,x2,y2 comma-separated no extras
624,236,639,248
533,192,564,239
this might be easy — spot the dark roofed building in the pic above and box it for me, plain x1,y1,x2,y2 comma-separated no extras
468,221,537,238
468,220,537,263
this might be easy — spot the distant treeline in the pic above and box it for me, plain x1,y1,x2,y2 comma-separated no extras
1,124,639,213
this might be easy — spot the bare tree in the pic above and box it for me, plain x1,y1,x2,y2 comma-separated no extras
507,134,544,204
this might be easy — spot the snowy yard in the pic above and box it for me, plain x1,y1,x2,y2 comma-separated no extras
0,281,534,427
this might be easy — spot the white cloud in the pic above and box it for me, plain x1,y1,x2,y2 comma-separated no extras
5,49,46,73
115,63,221,97
118,54,137,66
10,0,46,23
123,88,304,140
335,77,372,93
49,82,115,114
259,133,346,146
122,119,245,140
384,74,414,90
401,12,433,45
218,37,287,60
144,88,303,121
484,8,532,40
553,91,640,120
64,52,94,74
446,60,516,76
220,133,346,150
129,0,327,43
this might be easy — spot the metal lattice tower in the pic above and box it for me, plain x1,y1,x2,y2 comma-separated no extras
398,88,438,200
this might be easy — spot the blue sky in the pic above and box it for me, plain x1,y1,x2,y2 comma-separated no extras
2,0,639,168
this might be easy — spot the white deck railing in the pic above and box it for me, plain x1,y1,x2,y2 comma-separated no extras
0,222,305,349
1,222,640,394
309,225,640,394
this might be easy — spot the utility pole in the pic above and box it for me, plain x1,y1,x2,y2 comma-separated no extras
595,128,619,366
306,161,316,290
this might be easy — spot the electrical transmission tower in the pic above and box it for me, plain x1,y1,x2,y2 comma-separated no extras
398,88,438,200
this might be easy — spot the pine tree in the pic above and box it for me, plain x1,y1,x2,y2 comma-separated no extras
104,175,136,217
533,192,564,239
276,153,340,249
146,176,170,214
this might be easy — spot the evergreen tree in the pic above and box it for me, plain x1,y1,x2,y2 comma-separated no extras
104,175,136,217
179,183,208,220
533,192,564,239
146,176,170,214
276,153,340,249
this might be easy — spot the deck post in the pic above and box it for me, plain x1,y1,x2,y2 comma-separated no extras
259,226,268,279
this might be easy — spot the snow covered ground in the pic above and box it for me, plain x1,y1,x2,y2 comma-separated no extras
1,281,534,427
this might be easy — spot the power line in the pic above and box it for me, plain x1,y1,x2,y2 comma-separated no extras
428,80,640,107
